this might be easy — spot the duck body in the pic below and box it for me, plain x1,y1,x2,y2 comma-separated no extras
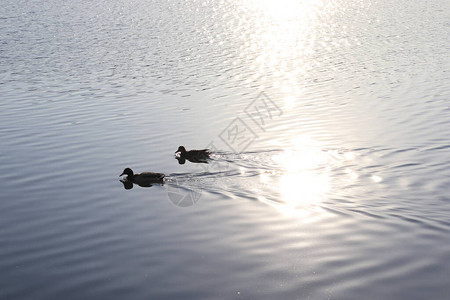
120,168,165,187
175,146,210,162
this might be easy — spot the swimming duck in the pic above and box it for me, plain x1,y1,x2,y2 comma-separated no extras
119,168,165,187
175,146,210,163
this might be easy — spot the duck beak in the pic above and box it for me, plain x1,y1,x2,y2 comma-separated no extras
120,172,125,177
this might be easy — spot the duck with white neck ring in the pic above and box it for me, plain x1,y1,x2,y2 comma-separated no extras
175,146,211,164
120,168,165,188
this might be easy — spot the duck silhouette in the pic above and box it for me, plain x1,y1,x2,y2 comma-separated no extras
119,168,165,189
175,146,210,164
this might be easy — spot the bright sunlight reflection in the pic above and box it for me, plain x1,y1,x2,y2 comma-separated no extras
241,0,328,109
259,136,331,218
237,1,349,217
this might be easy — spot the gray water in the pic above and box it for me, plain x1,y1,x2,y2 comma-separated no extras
1,0,449,299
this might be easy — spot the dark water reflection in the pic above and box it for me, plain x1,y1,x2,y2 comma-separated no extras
1,0,449,299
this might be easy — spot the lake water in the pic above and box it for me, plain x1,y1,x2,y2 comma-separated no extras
1,0,449,299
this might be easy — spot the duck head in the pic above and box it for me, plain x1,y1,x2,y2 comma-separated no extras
176,146,187,154
120,168,134,178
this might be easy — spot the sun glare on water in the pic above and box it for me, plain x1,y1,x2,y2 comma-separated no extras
235,1,346,217
237,0,333,110
258,136,333,217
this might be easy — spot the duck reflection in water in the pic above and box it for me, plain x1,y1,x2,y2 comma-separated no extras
175,146,211,165
119,168,165,190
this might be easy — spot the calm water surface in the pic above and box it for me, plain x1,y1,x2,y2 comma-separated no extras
1,0,449,299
